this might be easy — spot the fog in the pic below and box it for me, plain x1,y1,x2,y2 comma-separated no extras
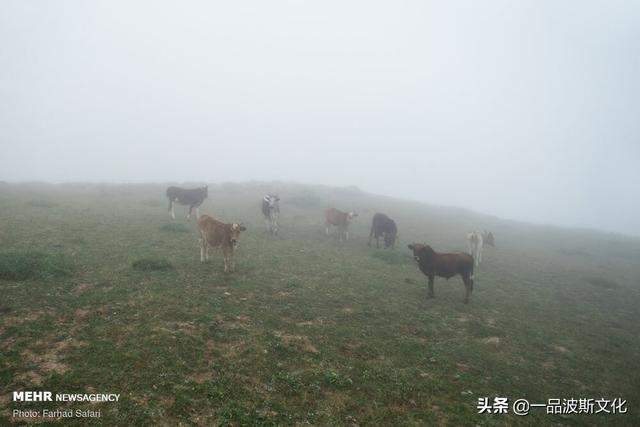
1,1,639,236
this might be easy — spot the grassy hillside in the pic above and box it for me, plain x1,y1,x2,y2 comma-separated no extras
1,182,639,426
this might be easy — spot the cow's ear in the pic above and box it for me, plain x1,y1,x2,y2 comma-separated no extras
407,244,414,250
239,226,247,231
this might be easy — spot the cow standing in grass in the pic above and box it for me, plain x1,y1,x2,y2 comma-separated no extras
466,230,495,266
197,214,246,273
166,185,207,220
325,208,358,242
368,212,398,249
262,194,280,236
408,243,475,304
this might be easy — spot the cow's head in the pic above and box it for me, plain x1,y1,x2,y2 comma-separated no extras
265,194,279,208
229,223,247,247
202,185,209,198
408,243,434,261
384,231,397,249
484,230,495,247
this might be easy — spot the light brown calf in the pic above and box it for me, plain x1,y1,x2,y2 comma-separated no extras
197,214,246,272
325,208,358,241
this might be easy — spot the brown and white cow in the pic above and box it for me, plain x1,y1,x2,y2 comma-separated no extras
408,243,475,304
197,214,247,272
325,208,358,241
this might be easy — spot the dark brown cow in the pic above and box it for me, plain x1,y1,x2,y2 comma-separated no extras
368,212,398,249
325,208,358,241
483,230,495,247
198,214,246,272
408,243,475,304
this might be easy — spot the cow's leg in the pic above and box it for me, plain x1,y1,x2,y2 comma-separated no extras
376,235,380,249
195,206,200,219
199,239,205,262
205,244,210,261
325,224,330,236
463,275,473,304
368,229,373,246
170,200,176,220
428,275,435,298
187,205,193,220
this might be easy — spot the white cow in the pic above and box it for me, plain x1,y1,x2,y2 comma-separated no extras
261,194,280,236
466,230,495,266
466,231,484,266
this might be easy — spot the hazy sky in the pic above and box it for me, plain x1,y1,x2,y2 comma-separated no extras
1,1,639,235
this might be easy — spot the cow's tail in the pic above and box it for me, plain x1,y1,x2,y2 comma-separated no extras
470,259,475,280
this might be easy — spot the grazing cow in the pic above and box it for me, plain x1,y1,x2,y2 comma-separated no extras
325,208,358,241
408,243,475,304
261,194,280,235
466,230,495,266
197,214,246,272
483,230,495,247
368,213,398,249
166,185,208,220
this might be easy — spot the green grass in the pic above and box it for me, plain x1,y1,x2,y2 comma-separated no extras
0,251,73,280
159,223,190,233
132,257,174,271
0,182,639,426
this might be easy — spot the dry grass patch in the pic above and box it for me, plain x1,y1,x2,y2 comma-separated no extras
275,331,319,354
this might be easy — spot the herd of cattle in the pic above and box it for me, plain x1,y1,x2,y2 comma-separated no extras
166,185,495,303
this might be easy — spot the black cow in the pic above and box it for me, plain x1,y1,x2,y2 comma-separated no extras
368,213,397,248
166,185,208,220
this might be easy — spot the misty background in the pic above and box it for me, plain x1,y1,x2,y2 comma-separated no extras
1,1,639,236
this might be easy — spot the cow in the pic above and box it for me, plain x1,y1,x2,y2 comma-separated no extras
197,214,247,273
368,213,398,249
466,230,495,266
408,243,475,304
325,208,358,241
166,185,208,220
483,230,495,247
261,194,280,236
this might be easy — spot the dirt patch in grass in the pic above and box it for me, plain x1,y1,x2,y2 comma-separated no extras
74,308,92,320
188,371,216,384
276,332,319,354
132,257,174,271
15,370,44,386
0,251,73,280
481,336,501,347
552,345,570,354
73,283,93,294
585,276,619,289
22,348,68,375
